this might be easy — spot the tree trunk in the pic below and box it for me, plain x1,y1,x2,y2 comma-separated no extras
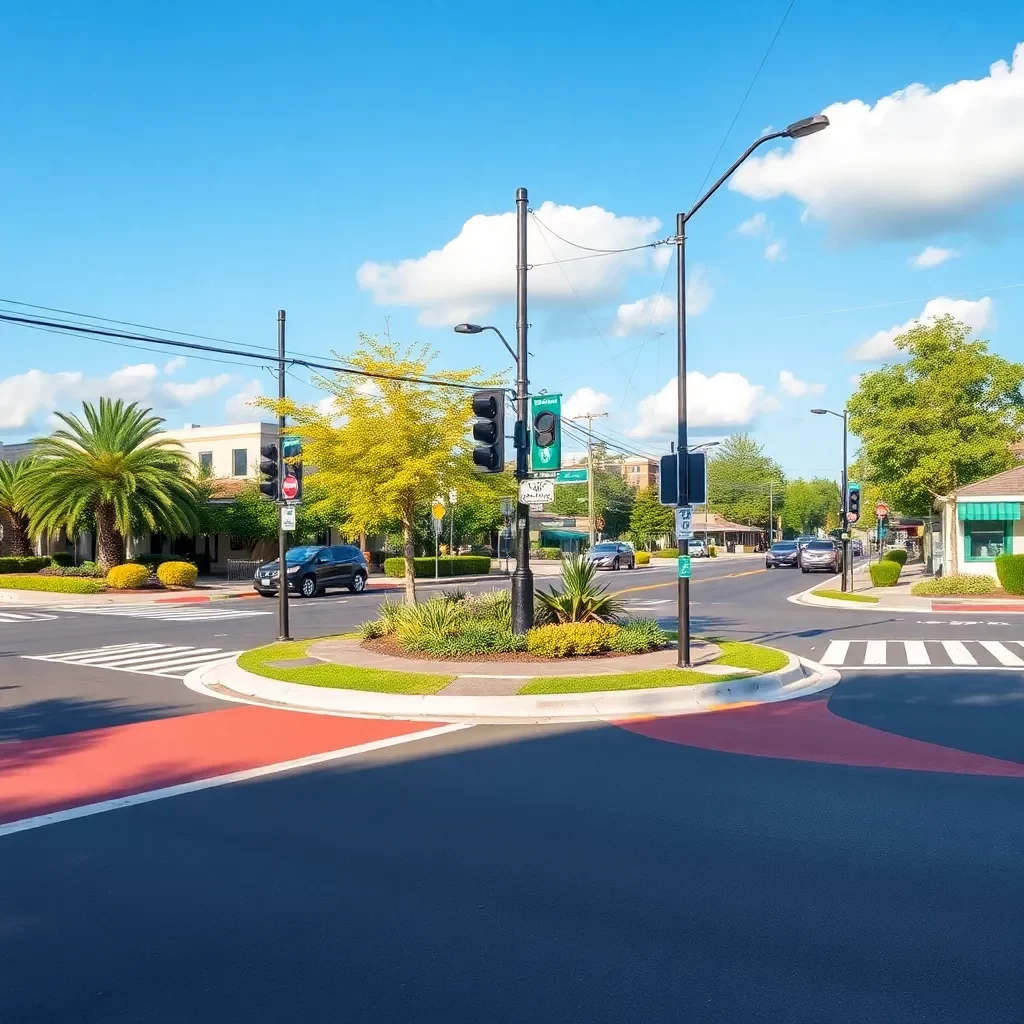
1,511,31,556
402,513,417,606
95,502,124,572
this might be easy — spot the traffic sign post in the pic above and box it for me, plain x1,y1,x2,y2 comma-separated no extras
280,505,296,531
674,505,694,542
677,555,691,579
281,474,299,501
875,502,889,518
519,479,554,506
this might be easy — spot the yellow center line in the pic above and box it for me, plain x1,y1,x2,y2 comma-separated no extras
615,567,766,597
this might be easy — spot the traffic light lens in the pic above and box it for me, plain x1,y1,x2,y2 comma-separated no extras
473,421,499,445
473,447,501,471
534,411,556,447
472,394,498,418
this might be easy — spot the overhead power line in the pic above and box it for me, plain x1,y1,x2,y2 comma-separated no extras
528,209,670,256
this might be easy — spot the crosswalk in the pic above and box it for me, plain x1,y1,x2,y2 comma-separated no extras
23,643,243,679
0,610,57,623
52,603,271,622
820,638,1024,670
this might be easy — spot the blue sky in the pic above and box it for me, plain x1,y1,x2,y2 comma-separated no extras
2,0,1022,481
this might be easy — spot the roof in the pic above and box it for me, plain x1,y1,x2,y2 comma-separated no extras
692,511,765,534
954,466,1024,497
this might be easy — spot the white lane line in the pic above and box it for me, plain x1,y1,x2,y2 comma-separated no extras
979,640,1024,666
0,723,474,838
941,640,977,666
904,640,931,666
820,640,850,666
108,648,224,671
864,641,887,665
50,645,191,666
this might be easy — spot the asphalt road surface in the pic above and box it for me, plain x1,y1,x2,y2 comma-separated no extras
2,554,1022,1022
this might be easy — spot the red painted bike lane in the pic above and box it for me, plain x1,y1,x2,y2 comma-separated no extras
0,705,449,830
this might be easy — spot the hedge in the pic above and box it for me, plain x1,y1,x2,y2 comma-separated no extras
0,574,107,594
652,548,679,558
384,555,491,578
49,552,75,567
0,556,51,575
994,553,1024,595
635,551,650,565
869,560,901,587
882,549,908,566
530,547,563,560
911,574,997,597
107,563,150,589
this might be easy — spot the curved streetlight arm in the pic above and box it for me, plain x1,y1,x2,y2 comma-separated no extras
483,325,518,365
685,131,787,224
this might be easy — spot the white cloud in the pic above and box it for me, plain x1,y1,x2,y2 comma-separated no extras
778,370,825,397
911,246,958,268
562,387,612,421
763,240,786,261
224,379,264,422
612,268,712,337
161,374,232,404
737,212,768,237
0,370,83,429
163,356,187,373
849,373,864,386
850,296,994,360
357,200,663,326
629,371,776,439
652,245,673,270
729,42,1024,239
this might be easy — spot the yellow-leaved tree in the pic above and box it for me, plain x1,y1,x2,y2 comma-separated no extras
266,334,505,604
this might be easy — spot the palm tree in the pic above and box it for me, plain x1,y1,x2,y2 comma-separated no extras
0,458,34,556
20,398,200,571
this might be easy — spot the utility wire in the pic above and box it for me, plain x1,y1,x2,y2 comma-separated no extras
528,209,669,256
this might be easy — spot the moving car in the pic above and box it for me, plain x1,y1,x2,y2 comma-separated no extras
688,539,707,557
795,535,817,558
254,544,368,598
852,538,864,556
799,539,843,574
584,541,635,570
765,540,799,568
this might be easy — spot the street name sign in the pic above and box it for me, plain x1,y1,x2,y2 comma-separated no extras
677,555,692,579
675,505,694,541
530,468,589,482
519,479,554,505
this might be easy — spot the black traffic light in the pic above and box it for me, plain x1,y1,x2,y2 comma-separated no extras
259,443,279,500
848,482,861,523
282,438,303,501
471,389,505,473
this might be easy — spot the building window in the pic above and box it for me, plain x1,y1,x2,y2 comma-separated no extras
199,451,213,473
232,448,247,476
964,520,1011,561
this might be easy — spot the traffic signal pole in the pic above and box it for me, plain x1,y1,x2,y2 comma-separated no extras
841,409,849,593
511,187,534,634
676,212,691,668
277,309,291,641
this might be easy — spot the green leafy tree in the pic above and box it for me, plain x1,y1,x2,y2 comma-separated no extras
707,433,785,527
0,458,34,556
20,399,200,571
782,477,840,536
264,334,503,603
848,316,1024,574
629,486,674,548
214,482,279,555
548,468,634,536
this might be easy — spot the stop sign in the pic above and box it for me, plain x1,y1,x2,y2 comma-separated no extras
875,502,889,517
281,473,299,501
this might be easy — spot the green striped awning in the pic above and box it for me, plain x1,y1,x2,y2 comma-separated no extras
958,501,1021,521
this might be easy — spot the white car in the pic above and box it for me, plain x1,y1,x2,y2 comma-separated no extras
687,539,707,557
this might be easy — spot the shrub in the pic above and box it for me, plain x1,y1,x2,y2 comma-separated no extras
869,560,901,587
526,621,621,657
609,618,668,654
383,555,491,578
467,588,512,629
157,560,199,587
652,548,679,558
127,553,177,568
994,553,1024,595
440,588,468,603
535,554,623,624
530,546,563,560
635,551,651,565
106,563,150,589
0,574,106,594
37,564,105,578
912,574,998,597
49,552,74,567
708,546,718,558
0,556,51,575
883,549,908,566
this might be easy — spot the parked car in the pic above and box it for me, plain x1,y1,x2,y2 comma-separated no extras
254,544,368,598
799,539,843,574
765,541,799,568
852,538,864,556
584,541,635,570
688,539,707,557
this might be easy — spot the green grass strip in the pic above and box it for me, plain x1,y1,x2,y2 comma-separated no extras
237,638,454,695
812,589,879,603
518,669,751,695
0,574,106,594
708,640,790,673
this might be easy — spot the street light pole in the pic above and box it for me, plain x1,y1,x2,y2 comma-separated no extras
674,113,829,668
811,406,850,591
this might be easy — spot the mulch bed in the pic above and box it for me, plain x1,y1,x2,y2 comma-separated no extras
360,635,669,664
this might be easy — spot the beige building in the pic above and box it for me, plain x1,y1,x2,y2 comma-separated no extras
619,457,659,490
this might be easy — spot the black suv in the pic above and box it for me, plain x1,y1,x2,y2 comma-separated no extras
254,545,368,598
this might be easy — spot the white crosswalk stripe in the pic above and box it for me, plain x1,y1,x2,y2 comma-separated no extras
0,610,57,623
819,638,1024,670
52,603,271,622
23,643,243,679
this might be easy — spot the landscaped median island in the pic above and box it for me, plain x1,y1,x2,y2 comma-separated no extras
0,552,205,594
812,588,879,604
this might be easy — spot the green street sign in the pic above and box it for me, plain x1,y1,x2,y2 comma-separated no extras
530,393,561,472
556,468,587,483
677,555,691,579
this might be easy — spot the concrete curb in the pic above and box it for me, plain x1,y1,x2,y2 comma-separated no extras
184,652,839,725
788,579,1024,616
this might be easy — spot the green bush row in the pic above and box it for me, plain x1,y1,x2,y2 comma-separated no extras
652,548,679,558
911,573,997,597
0,556,52,575
869,560,902,587
995,553,1024,595
0,574,107,594
383,555,491,578
530,546,564,560
882,549,908,566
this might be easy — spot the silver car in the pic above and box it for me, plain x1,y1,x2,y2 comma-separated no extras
584,541,635,570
